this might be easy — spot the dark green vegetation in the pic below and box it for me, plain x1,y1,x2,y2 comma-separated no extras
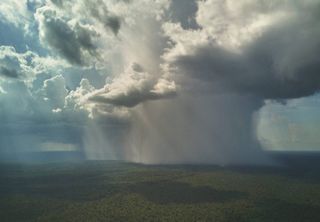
1,161,320,222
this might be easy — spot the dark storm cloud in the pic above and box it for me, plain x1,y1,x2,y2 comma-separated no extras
0,46,37,80
145,0,320,165
36,6,99,66
4,0,320,165
36,0,123,65
104,16,121,35
0,66,19,78
168,0,199,29
50,0,64,7
51,0,121,35
172,8,320,100
84,0,121,35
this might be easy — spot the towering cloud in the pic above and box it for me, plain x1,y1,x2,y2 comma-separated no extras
1,0,320,164
143,0,320,164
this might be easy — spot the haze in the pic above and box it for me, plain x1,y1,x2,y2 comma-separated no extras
1,0,320,165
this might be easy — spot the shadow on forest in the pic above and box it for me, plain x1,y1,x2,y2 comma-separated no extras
254,198,320,221
0,172,120,201
129,181,247,204
0,169,246,204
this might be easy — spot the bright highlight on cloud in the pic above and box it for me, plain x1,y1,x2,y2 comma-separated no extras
1,0,320,164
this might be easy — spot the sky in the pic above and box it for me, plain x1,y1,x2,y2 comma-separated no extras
0,0,320,164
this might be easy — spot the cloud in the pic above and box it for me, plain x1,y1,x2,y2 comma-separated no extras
167,0,199,29
49,0,121,35
0,46,69,88
163,0,320,100
0,46,36,80
0,0,172,162
0,0,31,27
88,63,176,107
34,0,126,66
0,66,19,78
83,0,121,34
50,0,64,7
35,5,100,66
37,74,68,109
137,0,320,164
3,0,320,165
64,78,95,115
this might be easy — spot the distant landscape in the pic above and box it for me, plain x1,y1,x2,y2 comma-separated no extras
1,152,320,222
